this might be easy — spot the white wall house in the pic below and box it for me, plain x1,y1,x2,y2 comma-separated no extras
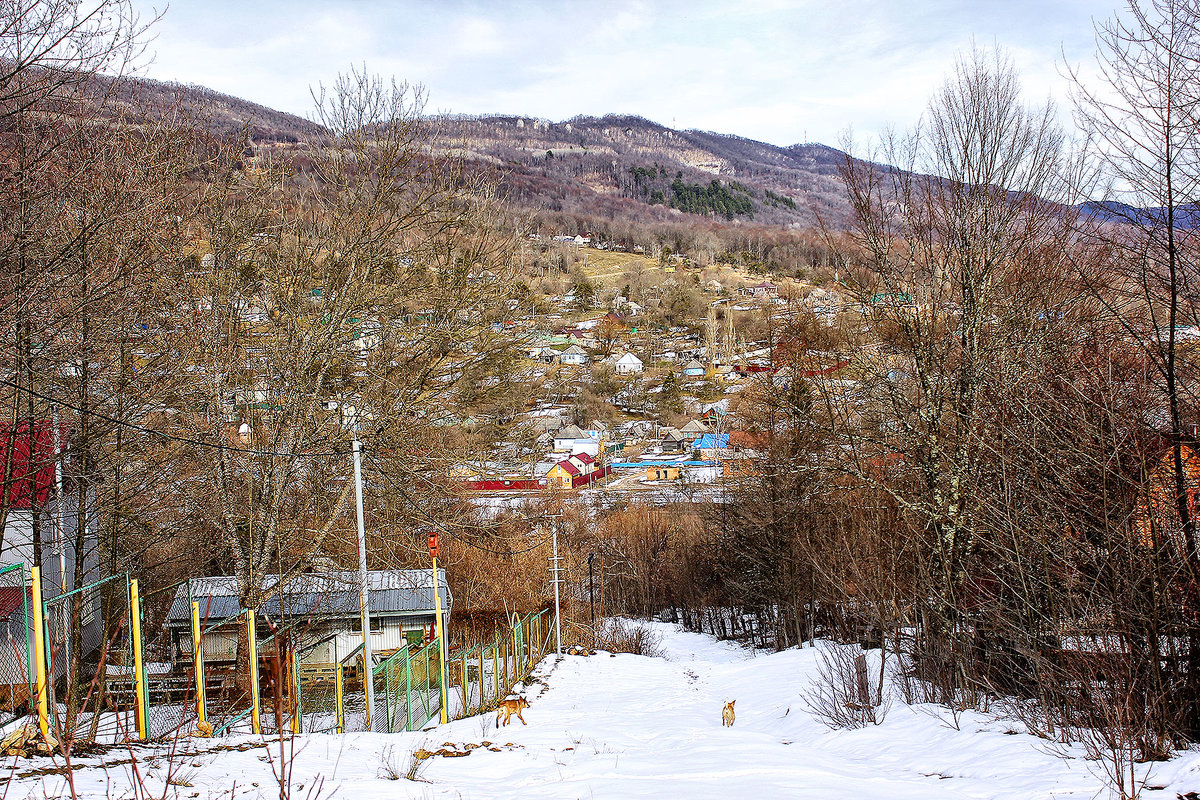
613,353,644,375
560,345,589,366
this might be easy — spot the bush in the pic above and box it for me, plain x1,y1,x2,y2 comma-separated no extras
800,643,889,730
595,618,664,657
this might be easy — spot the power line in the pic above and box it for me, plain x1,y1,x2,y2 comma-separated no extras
0,377,349,459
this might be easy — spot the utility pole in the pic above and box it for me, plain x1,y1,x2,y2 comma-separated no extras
550,515,563,655
352,430,374,729
429,531,449,724
588,552,596,646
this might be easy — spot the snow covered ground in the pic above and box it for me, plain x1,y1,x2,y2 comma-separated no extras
10,622,1200,799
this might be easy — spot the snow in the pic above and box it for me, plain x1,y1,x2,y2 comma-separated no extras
9,622,1200,799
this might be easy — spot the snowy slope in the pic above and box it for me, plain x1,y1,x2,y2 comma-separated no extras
11,622,1200,799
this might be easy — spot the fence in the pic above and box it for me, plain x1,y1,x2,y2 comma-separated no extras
448,609,554,720
367,608,555,732
40,571,144,745
2,564,556,743
0,563,31,724
371,637,443,732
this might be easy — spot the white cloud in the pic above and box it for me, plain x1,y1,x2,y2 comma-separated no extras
132,0,1109,147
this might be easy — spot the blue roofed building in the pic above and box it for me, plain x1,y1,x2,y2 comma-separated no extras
694,433,730,460
165,569,452,669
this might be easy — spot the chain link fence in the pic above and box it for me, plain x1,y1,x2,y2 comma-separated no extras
0,564,31,724
41,572,136,745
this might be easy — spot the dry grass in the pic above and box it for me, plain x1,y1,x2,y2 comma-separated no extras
595,618,665,657
577,250,660,282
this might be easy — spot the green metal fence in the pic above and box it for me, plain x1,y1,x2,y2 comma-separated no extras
0,563,31,722
371,637,443,732
448,609,555,721
42,571,139,744
368,609,556,732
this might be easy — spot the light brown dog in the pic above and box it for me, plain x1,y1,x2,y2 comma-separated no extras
496,696,530,726
722,699,736,727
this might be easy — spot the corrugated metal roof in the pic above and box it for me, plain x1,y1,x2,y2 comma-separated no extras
166,569,451,625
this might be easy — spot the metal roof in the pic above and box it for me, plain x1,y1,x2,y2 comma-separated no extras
165,569,451,626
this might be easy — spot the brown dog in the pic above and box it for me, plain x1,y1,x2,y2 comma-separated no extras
496,696,529,726
722,699,736,727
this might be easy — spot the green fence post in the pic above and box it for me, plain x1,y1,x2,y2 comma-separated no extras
292,650,301,734
405,648,413,731
460,651,468,715
477,646,485,714
17,565,32,712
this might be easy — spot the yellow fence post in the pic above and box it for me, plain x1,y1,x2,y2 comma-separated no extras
431,555,449,724
30,566,49,742
247,609,261,734
191,601,207,730
513,624,521,679
335,664,344,734
290,650,300,734
130,579,147,740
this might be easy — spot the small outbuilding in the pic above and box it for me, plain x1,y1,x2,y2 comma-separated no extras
165,569,452,668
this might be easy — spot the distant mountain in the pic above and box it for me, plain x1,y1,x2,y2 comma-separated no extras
427,114,854,228
101,76,857,229
91,76,1200,238
1077,200,1200,229
103,74,321,143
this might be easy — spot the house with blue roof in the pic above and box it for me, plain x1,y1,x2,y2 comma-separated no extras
694,433,730,459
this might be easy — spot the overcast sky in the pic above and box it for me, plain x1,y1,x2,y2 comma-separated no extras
130,0,1110,147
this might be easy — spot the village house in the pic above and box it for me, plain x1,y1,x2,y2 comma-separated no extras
165,569,452,672
644,465,682,481
659,428,689,453
679,419,710,442
613,352,644,375
694,433,731,460
560,344,590,366
721,431,766,479
552,424,602,456
545,452,607,490
682,359,707,378
748,281,779,299
584,420,610,441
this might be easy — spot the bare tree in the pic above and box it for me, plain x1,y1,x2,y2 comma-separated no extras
831,46,1079,694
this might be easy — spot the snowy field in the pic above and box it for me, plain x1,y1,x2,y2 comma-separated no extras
9,621,1200,799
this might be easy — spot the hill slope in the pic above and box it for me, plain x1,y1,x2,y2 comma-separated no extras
431,113,853,228
103,74,855,229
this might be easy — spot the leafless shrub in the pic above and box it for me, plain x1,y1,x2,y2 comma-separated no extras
377,744,403,781
595,618,664,657
405,741,433,782
801,643,889,730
